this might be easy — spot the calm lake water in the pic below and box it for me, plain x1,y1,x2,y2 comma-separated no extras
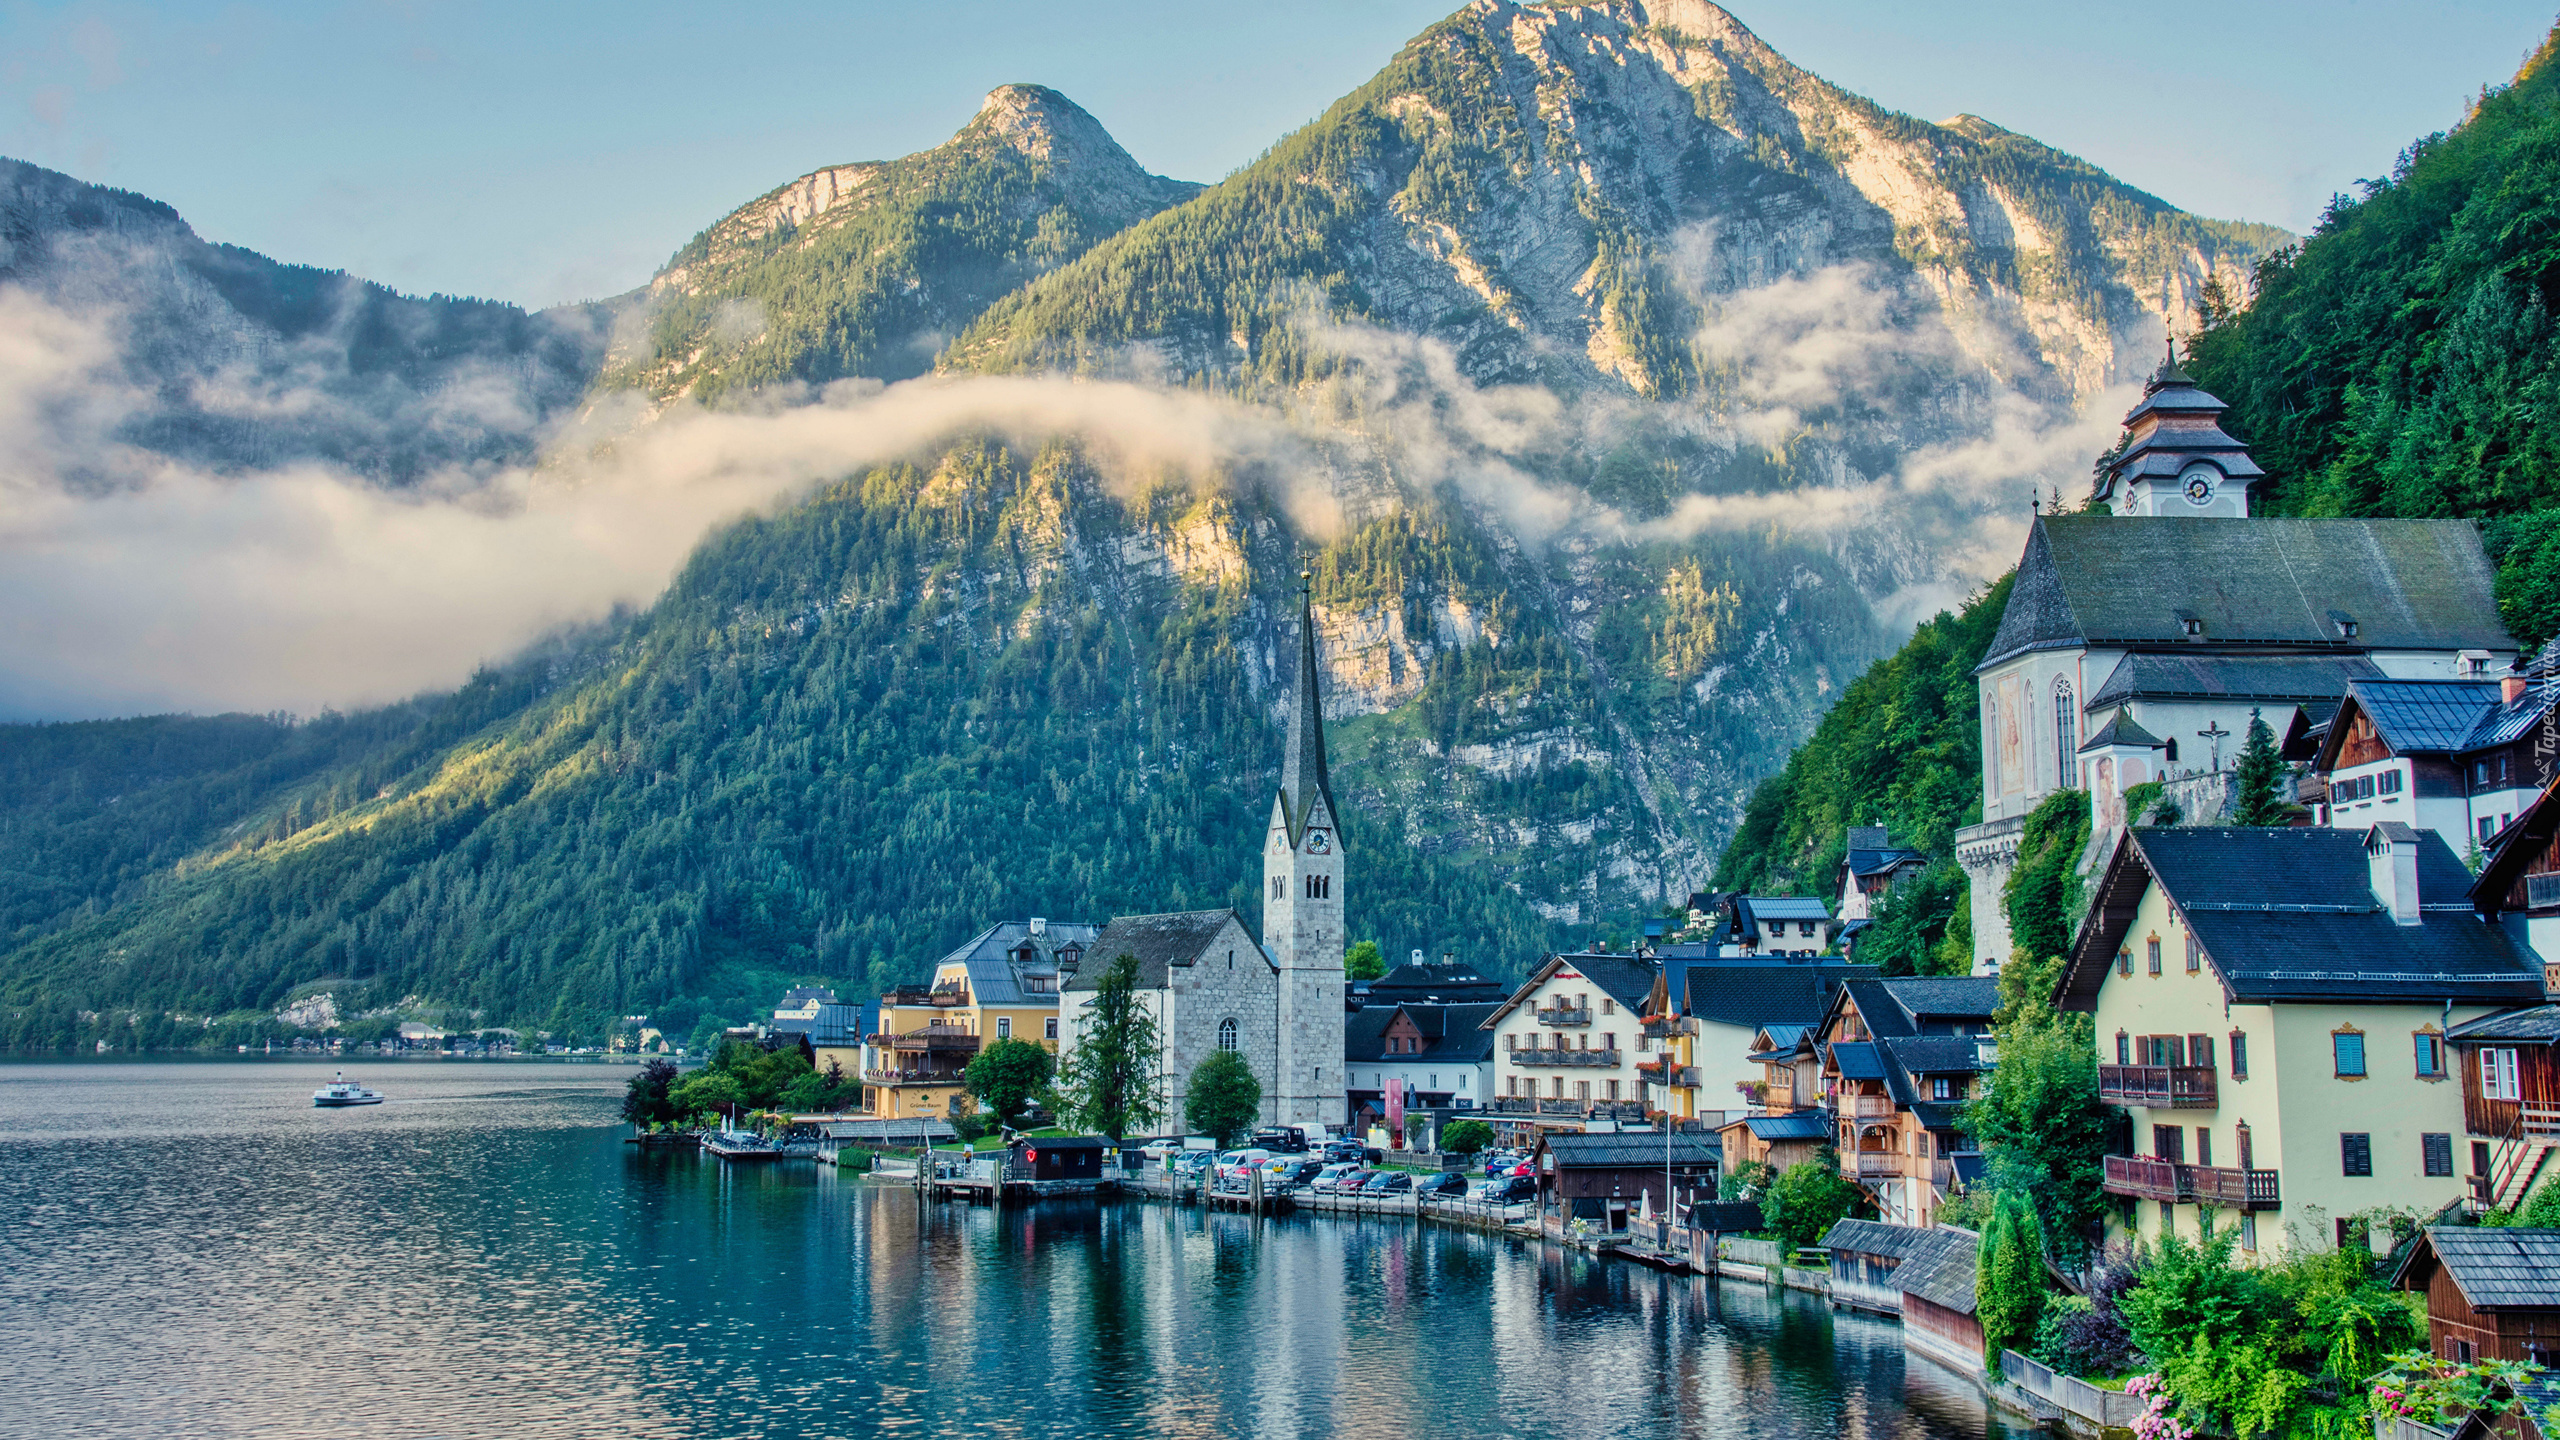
0,1061,2021,1439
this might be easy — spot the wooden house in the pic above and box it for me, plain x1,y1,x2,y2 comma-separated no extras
2444,1006,2560,1209
2396,1227,2560,1365
1534,1130,1720,1237
1820,1218,1934,1316
1009,1136,1109,1182
2473,773,2560,992
1813,977,2000,1227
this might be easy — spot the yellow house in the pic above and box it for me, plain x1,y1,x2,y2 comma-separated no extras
857,919,1099,1124
2056,823,2544,1257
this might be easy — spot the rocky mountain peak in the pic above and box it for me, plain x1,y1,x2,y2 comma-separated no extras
961,82,1195,223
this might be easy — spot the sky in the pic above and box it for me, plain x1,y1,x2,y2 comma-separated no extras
2,0,2554,312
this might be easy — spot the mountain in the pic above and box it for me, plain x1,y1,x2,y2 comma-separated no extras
598,85,1200,402
0,158,610,482
0,3,2299,1049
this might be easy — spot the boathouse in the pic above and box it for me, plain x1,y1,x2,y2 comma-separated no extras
2397,1226,2560,1363
1891,1226,1983,1371
1535,1130,1719,1236
1010,1136,1110,1182
1820,1218,1935,1316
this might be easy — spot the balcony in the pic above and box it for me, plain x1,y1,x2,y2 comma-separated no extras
2099,1064,2218,1109
864,1068,966,1086
874,1025,982,1053
1840,1094,1897,1120
1842,1149,1907,1178
1635,1058,1699,1087
1641,1016,1697,1040
1512,1047,1622,1068
1535,1004,1593,1027
2102,1154,2280,1210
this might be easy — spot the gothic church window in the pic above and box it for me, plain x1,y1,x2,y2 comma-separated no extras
1218,1018,1239,1052
2054,680,2077,787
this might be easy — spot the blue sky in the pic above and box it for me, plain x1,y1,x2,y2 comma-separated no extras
2,0,2553,310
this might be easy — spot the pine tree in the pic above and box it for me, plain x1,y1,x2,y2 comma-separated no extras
2232,708,2287,825
1056,954,1163,1140
1975,1190,2048,1363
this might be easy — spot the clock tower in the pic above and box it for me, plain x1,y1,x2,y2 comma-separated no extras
2089,341,2263,518
1266,576,1347,1131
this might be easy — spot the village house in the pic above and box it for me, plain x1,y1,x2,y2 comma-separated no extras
2057,823,2545,1256
845,919,1097,1124
2396,1227,2560,1365
1483,951,1656,1145
1353,952,1510,1007
1955,353,2517,971
1638,955,1874,1124
2475,774,2560,986
1718,1023,1833,1176
1343,1000,1500,1129
1814,976,2000,1227
2443,1004,2560,1209
1890,1225,1984,1372
1054,584,1349,1133
1835,826,1929,927
2307,669,2558,846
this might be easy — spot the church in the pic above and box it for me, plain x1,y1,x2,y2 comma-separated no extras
1953,348,2518,970
1055,580,1349,1133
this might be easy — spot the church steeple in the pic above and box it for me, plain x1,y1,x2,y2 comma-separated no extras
1279,573,1335,844
2089,337,2264,517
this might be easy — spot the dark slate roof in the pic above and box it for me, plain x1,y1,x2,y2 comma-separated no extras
1821,1218,1936,1260
1363,960,1510,1005
1831,1041,1887,1079
1889,1035,1995,1075
802,1002,875,1049
2349,680,2508,754
1843,977,2002,1036
1744,1112,1832,1142
2416,1227,2560,1310
1278,584,1335,844
2060,828,2545,1009
1892,1227,1980,1314
2475,775,2560,919
2086,653,2382,711
1745,896,1835,922
1682,962,1877,1031
2079,712,2164,753
1345,1003,1502,1063
1066,910,1252,990
1539,1132,1722,1169
2447,1005,2560,1045
1547,953,1662,1010
933,919,1104,1006
1979,516,2509,672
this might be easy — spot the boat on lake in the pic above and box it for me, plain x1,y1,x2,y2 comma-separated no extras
311,1072,384,1107
702,1128,785,1161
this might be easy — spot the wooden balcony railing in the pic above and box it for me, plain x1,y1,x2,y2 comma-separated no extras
1512,1048,1621,1068
2098,1064,2218,1109
2102,1154,2279,1210
864,1068,966,1085
876,1025,981,1052
1842,1149,1907,1178
1840,1094,1897,1119
1535,1005,1593,1027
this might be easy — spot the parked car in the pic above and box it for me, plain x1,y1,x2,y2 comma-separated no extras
1213,1148,1274,1183
1483,1149,1524,1177
1416,1172,1469,1198
1139,1138,1193,1161
1320,1140,1366,1164
1483,1174,1536,1204
1309,1163,1362,1191
1361,1171,1414,1194
1170,1151,1215,1174
1251,1127,1310,1154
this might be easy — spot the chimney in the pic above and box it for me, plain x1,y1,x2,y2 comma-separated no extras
1029,917,1046,936
2506,675,2530,705
1412,949,1425,967
2366,825,2422,925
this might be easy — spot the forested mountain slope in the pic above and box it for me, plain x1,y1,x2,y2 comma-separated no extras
600,85,1200,402
0,2,2298,1048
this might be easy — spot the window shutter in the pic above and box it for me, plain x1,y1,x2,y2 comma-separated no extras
2341,1133,2373,1177
2423,1133,2454,1177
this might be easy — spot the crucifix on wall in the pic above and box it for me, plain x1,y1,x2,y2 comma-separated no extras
2198,720,2233,772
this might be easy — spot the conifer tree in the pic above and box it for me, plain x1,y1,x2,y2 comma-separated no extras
2232,708,2287,825
1056,954,1163,1140
1975,1190,2048,1362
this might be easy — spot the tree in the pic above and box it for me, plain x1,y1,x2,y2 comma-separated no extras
1976,1189,2049,1361
1184,1050,1262,1149
1965,966,2112,1266
1761,1147,1867,1251
965,1037,1056,1126
780,1057,862,1114
1440,1119,1494,1155
2005,789,2091,964
2233,707,2287,825
1056,954,1163,1140
620,1057,679,1130
1344,940,1386,981
1720,1158,1776,1202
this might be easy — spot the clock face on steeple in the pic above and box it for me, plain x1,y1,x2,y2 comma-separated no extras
2181,465,2218,506
1305,829,1331,855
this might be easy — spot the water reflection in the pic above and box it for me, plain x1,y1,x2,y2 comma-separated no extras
0,1063,2019,1439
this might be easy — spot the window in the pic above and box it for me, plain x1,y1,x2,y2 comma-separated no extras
1932,1077,1955,1101
2116,1031,2131,1065
2055,679,2077,786
2483,815,2500,844
2239,1213,2257,1252
1504,1034,1515,1051
1044,1017,1058,1041
1985,698,2002,792
2484,1047,2523,1101
1507,1076,1518,1097
2378,768,2403,796
1217,1017,1239,1052
2188,1034,2214,1071
1304,875,1330,899
1606,1080,1620,1100
2195,1128,2212,1167
2424,1133,2454,1177
2152,1125,2185,1163
2185,934,2201,973
2147,938,2162,975
2236,1123,2254,1171
997,1017,1012,1041
1602,1033,1615,1052
2165,738,2179,764
2415,1032,2445,1078
1576,1081,1591,1103
1799,921,1816,937
1602,999,1614,1015
2231,1031,2249,1080
2475,1141,2494,1177
1270,876,1283,900
2333,1029,2367,1078
2118,949,2133,977
2342,1132,2373,1177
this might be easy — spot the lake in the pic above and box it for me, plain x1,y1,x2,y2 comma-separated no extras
0,1061,2023,1439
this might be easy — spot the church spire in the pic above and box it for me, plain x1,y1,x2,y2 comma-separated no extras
1280,572,1334,843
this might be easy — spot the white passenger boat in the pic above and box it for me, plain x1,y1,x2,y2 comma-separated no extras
312,1072,385,1107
